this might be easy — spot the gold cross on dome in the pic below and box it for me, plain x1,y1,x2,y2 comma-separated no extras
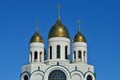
57,4,61,19
36,19,39,32
78,20,80,31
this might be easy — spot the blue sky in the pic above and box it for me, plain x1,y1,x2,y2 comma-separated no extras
0,0,120,80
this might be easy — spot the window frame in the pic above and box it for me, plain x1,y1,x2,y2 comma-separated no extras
50,46,52,59
57,45,60,58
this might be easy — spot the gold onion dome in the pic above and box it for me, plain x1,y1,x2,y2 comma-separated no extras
48,18,69,39
30,30,44,43
73,29,86,42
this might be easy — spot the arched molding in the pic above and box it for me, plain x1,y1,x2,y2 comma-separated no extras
48,70,66,80
84,71,95,80
30,70,44,80
71,72,83,80
31,70,44,76
71,70,84,76
44,65,71,80
20,71,30,80
71,70,84,80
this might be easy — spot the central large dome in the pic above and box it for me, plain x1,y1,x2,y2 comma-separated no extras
48,18,69,39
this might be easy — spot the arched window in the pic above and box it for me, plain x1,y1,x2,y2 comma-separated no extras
84,51,86,55
34,51,38,60
65,46,68,59
50,46,52,59
78,50,82,59
84,51,86,62
57,45,60,58
23,75,28,80
87,75,92,80
48,70,66,80
38,66,40,70
40,52,42,62
44,48,47,60
74,51,76,61
30,52,32,62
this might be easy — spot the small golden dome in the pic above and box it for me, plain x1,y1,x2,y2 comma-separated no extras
48,18,69,39
30,31,44,43
73,30,86,42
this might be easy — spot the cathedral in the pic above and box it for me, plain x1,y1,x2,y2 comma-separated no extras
20,6,96,80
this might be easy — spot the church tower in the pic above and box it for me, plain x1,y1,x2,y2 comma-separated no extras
72,21,87,63
29,24,44,63
48,16,70,61
20,6,96,80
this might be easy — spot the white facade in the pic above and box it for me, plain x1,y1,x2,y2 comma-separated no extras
72,42,87,63
20,15,96,80
48,37,70,60
29,42,44,63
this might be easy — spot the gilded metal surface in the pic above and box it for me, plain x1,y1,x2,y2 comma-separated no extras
48,18,69,39
30,31,44,43
73,30,86,42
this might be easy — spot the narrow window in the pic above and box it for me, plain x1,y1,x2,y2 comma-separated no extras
57,45,60,58
74,51,76,61
38,66,40,70
24,75,28,80
84,51,86,62
30,52,32,62
34,51,38,60
44,48,47,60
75,66,77,70
78,50,82,59
65,46,68,59
40,52,42,62
50,46,52,59
84,51,86,56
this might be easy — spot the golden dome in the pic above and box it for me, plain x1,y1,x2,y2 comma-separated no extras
73,30,86,42
48,18,69,39
30,30,44,43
